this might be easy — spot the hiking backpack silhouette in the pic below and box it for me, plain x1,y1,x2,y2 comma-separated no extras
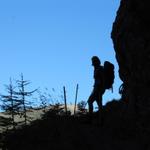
103,61,115,92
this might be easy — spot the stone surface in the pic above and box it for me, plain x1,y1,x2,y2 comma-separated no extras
111,0,150,115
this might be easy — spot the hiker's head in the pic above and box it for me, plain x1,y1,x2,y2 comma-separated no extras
91,56,101,66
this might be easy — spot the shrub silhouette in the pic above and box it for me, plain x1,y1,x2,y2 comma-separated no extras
77,100,87,114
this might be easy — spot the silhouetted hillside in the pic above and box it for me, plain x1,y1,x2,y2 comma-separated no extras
1,99,149,150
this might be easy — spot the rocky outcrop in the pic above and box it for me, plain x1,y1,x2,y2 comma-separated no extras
111,0,150,116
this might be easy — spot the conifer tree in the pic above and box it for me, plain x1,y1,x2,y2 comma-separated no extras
14,74,37,125
0,78,20,129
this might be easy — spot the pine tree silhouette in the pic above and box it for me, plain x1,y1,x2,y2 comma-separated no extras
0,78,21,129
13,74,37,125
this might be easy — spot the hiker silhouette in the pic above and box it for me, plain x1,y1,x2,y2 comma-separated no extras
87,56,115,114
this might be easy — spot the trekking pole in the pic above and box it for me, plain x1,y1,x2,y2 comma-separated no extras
63,86,67,114
74,84,79,115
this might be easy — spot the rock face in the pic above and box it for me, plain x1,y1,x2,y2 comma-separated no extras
111,0,150,115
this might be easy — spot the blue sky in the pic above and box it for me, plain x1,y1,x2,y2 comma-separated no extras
0,0,122,106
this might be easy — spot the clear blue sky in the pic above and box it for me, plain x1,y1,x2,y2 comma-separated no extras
0,0,122,106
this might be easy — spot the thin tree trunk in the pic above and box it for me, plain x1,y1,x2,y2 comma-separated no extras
10,88,15,129
21,75,27,125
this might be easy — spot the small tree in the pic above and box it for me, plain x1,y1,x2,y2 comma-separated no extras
38,90,49,112
0,78,21,129
14,74,37,125
77,100,87,114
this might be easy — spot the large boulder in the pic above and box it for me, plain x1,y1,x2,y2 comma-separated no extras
111,0,150,116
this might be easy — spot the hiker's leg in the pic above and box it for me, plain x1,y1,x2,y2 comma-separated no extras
97,90,105,126
97,97,102,111
88,93,95,114
94,93,102,125
96,93,102,111
96,88,105,111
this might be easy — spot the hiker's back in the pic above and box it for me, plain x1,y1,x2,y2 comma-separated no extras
94,66,104,87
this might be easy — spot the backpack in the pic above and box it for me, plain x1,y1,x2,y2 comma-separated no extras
103,61,115,91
